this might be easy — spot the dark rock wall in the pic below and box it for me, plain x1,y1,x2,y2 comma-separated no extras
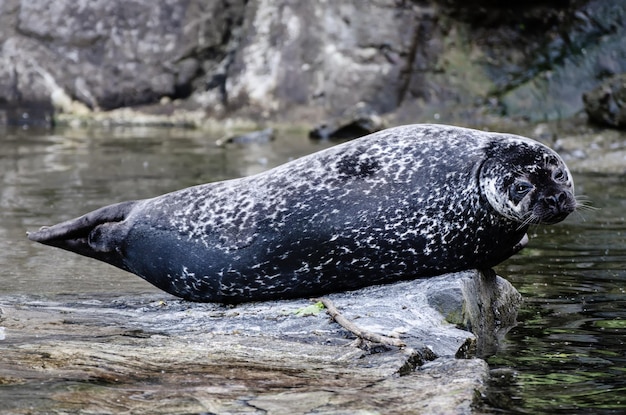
1,0,625,126
0,0,245,114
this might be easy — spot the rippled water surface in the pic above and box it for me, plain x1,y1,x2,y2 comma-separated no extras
1,126,625,414
1,127,336,297
486,170,626,414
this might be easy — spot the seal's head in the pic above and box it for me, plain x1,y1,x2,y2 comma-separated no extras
479,136,577,226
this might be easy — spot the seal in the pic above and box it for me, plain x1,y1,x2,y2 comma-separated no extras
27,124,577,303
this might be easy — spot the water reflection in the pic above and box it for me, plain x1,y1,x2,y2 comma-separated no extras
0,126,335,296
488,174,626,414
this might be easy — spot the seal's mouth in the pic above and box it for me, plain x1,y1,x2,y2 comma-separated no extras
538,211,572,224
532,191,577,224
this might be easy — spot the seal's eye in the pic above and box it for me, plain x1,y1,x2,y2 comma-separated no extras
509,181,533,203
552,168,568,183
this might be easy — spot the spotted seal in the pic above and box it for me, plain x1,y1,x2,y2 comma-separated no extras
27,124,577,303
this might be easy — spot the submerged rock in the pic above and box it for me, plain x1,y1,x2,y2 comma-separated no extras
216,127,275,146
0,269,520,414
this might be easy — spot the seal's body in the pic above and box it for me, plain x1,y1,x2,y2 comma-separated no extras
28,124,577,303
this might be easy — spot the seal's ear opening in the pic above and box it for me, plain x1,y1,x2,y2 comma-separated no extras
27,200,138,270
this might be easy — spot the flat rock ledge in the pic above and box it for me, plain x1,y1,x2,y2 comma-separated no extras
0,270,522,414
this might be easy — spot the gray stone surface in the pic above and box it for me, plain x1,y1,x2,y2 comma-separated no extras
0,0,245,112
2,0,626,126
0,270,521,414
583,74,626,129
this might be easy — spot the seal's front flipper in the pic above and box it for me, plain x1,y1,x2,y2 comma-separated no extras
511,233,529,254
27,200,137,270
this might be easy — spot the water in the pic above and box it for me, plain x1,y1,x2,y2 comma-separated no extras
0,126,335,297
489,175,626,414
488,173,626,414
1,126,625,414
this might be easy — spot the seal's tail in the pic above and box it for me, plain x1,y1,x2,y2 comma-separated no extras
27,200,138,270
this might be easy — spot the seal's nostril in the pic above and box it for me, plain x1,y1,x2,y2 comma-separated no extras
545,195,558,208
558,192,575,213
544,192,575,215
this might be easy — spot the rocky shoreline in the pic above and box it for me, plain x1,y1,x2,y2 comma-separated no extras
2,1,625,413
2,0,626,132
47,109,626,176
1,270,520,414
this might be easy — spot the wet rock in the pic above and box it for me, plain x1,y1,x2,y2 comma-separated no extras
550,118,626,175
461,269,523,356
309,103,385,140
0,270,519,414
484,367,521,411
216,127,275,146
583,74,626,129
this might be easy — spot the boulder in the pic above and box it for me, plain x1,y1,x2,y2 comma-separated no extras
0,0,246,113
0,270,521,413
583,74,626,128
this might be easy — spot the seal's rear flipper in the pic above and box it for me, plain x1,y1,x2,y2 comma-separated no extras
27,200,138,270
